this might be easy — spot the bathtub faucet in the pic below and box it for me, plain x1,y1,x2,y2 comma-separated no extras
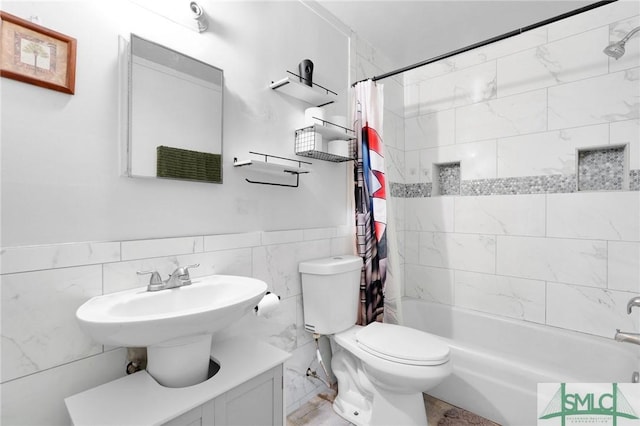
627,296,640,314
615,329,640,346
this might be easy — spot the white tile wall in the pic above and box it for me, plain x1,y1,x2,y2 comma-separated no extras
0,226,354,418
417,139,497,183
418,61,497,114
203,232,261,251
457,140,498,181
0,241,120,274
405,109,456,150
1,266,103,382
252,239,332,298
496,124,609,178
456,89,547,143
405,264,454,305
454,194,546,236
419,232,496,274
609,15,640,74
1,349,126,426
121,236,204,261
454,271,546,323
497,27,609,98
608,242,640,293
405,197,455,232
548,69,640,129
610,119,640,169
283,340,329,414
546,192,640,241
497,236,607,287
546,282,639,338
546,1,640,41
402,1,640,343
403,27,547,86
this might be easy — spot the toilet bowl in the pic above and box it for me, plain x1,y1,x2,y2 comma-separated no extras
331,322,451,426
299,256,452,426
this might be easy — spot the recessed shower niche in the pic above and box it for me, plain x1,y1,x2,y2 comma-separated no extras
577,145,628,191
433,162,461,196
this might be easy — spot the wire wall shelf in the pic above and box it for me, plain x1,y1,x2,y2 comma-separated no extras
294,120,356,163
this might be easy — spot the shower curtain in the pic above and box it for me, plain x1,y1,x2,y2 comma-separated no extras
352,80,399,326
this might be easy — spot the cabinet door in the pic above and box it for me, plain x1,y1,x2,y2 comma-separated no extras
214,366,283,426
161,400,215,426
161,405,203,426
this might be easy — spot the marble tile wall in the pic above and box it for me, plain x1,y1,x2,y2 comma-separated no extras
0,226,354,423
401,1,640,338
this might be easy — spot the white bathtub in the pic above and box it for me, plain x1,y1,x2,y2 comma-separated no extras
402,297,640,426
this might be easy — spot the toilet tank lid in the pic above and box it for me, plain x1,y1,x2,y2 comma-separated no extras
299,255,363,275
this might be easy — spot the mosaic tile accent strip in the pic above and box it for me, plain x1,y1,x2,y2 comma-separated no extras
461,174,577,196
390,182,432,198
578,146,626,191
390,170,640,198
389,182,406,198
631,170,640,191
436,163,460,196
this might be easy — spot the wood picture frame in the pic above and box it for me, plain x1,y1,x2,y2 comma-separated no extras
0,11,76,94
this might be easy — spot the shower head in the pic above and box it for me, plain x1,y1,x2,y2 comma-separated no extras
603,41,626,60
603,25,640,60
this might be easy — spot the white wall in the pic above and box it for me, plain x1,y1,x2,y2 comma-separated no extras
1,0,351,247
0,1,355,424
401,1,640,339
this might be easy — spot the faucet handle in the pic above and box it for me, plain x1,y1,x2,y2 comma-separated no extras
183,264,200,274
137,270,164,291
168,264,200,287
181,264,200,283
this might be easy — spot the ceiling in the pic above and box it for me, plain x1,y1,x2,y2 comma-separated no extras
316,0,597,71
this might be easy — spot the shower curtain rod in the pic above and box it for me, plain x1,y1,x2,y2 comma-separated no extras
352,0,616,86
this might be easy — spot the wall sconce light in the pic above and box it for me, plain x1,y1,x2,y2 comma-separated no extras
190,1,208,33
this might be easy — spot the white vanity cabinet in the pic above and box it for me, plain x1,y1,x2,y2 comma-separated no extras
162,403,213,426
66,339,289,426
213,367,283,425
161,366,283,426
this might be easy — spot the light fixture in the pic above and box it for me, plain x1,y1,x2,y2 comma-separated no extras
190,1,208,33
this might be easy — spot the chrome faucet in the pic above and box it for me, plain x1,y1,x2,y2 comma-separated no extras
165,264,199,289
137,264,200,292
615,329,640,346
627,296,640,314
614,295,640,346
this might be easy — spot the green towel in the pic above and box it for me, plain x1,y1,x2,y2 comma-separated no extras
157,146,221,183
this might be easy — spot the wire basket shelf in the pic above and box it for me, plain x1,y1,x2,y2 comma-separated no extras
294,123,356,163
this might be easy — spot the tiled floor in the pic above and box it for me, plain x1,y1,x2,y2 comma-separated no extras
287,391,500,426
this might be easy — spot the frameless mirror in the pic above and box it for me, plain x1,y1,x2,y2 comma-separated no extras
124,34,223,183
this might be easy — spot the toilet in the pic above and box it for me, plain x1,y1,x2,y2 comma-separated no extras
299,255,451,426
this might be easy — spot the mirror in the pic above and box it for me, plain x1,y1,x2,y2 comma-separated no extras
126,34,223,183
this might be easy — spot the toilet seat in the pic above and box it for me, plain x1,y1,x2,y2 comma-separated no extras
356,322,449,366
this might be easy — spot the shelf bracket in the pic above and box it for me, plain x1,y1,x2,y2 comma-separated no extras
234,152,311,188
245,171,301,188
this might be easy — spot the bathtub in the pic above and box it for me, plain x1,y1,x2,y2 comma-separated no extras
402,297,640,426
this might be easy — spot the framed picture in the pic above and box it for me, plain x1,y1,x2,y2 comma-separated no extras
0,11,76,94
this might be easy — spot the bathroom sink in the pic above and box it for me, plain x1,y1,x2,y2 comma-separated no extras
76,274,267,387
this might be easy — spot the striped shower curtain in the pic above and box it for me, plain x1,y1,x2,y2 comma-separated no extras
353,80,387,325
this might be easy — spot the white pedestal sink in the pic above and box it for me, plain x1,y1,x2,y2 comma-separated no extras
76,275,267,388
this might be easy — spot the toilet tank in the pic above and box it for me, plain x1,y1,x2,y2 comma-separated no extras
299,255,362,335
